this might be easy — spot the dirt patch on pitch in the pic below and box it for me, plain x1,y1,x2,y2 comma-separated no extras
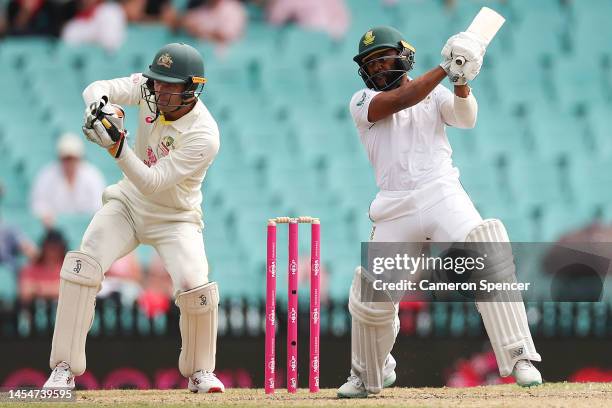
10,382,607,408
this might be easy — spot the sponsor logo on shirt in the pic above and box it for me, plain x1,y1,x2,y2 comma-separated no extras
357,92,367,107
144,146,158,167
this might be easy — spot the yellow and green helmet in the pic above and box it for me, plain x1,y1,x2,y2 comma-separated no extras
143,42,205,84
353,26,416,91
141,43,207,116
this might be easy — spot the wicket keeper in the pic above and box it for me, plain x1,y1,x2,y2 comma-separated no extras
43,43,224,393
337,26,542,398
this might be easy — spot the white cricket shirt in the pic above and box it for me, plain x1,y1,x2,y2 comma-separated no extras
350,83,477,191
83,74,220,223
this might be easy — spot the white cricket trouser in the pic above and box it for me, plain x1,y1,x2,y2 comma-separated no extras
81,191,209,293
369,176,482,243
361,176,538,377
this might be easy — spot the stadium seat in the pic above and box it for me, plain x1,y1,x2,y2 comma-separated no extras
125,24,172,51
538,203,597,242
0,264,17,303
0,38,55,71
53,214,94,250
456,158,507,209
2,0,607,303
569,0,612,58
566,155,612,208
506,156,567,209
2,208,45,243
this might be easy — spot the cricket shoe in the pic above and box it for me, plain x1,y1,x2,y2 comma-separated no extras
512,360,542,387
188,370,225,393
337,371,396,398
43,362,75,389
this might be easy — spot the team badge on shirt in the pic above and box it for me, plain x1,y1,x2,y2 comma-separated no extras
157,136,176,157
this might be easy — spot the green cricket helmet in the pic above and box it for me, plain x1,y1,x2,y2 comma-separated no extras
141,43,207,116
353,26,415,91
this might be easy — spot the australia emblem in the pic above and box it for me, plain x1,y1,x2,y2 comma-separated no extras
157,135,175,157
157,53,173,68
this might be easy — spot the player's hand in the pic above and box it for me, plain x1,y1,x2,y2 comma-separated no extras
83,96,113,147
82,99,127,158
440,32,485,85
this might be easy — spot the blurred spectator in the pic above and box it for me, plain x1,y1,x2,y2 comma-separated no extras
446,349,512,387
543,221,612,276
0,217,38,274
30,133,106,228
266,0,349,39
138,253,173,317
0,9,6,35
98,251,143,306
61,0,126,52
182,0,246,45
19,229,67,304
4,0,76,37
0,184,39,272
122,0,179,30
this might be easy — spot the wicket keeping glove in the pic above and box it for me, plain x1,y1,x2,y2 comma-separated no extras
82,97,127,158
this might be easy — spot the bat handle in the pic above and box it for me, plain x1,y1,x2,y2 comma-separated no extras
454,56,466,66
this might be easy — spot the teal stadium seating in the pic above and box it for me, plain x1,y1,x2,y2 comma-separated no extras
1,0,611,302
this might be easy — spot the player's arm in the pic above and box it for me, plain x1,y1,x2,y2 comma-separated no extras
82,74,144,107
116,130,220,195
18,238,39,261
438,85,478,129
367,67,447,122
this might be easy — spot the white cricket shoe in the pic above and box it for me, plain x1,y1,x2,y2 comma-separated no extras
337,374,367,398
43,362,75,389
512,360,542,387
188,370,225,393
337,370,396,398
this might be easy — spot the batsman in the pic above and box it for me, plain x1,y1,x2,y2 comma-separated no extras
337,25,542,398
43,43,225,393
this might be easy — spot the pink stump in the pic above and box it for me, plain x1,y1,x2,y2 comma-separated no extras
287,220,299,393
265,222,277,394
309,220,321,392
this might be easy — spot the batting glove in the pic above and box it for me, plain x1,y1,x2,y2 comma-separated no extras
440,32,486,85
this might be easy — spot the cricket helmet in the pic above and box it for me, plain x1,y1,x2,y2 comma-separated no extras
353,26,415,91
141,43,207,115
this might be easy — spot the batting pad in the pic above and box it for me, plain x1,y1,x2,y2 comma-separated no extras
176,282,219,377
467,219,541,376
348,267,399,394
50,251,103,376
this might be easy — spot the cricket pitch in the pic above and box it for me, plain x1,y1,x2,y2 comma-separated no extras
2,382,611,408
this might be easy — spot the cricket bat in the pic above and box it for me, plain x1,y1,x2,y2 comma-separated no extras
454,7,505,66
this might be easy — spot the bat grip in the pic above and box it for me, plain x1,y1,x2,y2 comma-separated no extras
454,56,466,66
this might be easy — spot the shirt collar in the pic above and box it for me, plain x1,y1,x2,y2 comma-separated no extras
158,101,202,132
